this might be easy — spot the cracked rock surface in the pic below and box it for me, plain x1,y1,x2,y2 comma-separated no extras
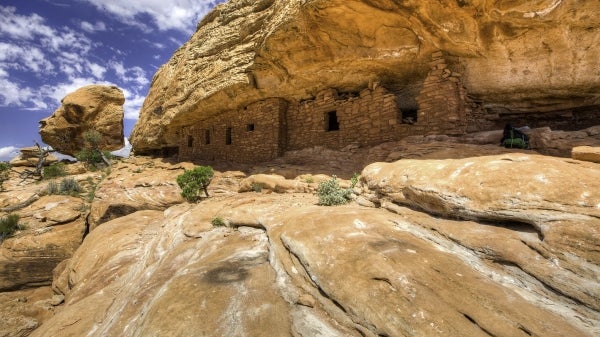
25,153,599,337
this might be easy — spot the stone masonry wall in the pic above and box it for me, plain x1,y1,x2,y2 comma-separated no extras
178,98,287,163
286,86,412,150
416,51,481,135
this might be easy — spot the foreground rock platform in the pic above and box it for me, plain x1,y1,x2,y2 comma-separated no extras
26,153,599,337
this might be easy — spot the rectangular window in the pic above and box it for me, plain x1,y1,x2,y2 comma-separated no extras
225,127,232,145
325,111,340,131
246,123,255,132
400,109,418,124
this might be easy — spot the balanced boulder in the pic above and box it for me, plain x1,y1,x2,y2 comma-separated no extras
39,85,125,156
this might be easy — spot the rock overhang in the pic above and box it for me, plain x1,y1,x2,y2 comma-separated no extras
130,0,600,153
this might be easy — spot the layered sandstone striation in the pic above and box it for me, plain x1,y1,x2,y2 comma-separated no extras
130,0,600,154
21,152,600,337
39,85,125,156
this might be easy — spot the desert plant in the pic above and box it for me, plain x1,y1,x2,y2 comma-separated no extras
75,130,112,169
0,213,21,241
60,177,82,195
211,216,226,227
350,172,360,188
317,175,352,206
251,182,263,192
42,162,67,179
176,165,214,201
0,161,10,191
47,181,60,195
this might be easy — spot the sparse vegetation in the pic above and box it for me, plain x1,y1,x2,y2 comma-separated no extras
76,130,113,169
47,178,82,195
317,175,353,206
0,161,10,191
251,182,263,192
43,162,67,179
350,172,360,188
211,216,226,227
0,213,21,241
176,165,214,201
303,176,314,184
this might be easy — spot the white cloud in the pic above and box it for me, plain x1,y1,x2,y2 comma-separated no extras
0,7,53,40
0,78,35,106
122,88,145,120
80,20,107,33
109,61,149,88
0,42,54,74
88,62,107,79
82,0,225,32
0,146,19,162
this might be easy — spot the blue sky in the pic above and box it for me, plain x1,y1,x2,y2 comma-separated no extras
0,0,224,161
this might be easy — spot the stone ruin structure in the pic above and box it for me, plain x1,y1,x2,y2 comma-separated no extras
178,52,485,163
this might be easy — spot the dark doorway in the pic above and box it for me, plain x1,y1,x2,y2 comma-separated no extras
187,135,194,147
325,111,340,131
205,130,211,145
225,127,232,145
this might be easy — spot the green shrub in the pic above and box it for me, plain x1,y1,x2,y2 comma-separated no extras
350,172,360,188
317,176,352,206
42,162,67,179
60,178,82,195
76,148,103,166
176,165,214,201
211,217,226,227
47,181,60,195
0,214,21,241
0,161,10,191
47,178,82,195
251,182,263,192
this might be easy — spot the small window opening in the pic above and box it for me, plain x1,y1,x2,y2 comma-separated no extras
325,111,339,131
400,109,418,124
225,127,232,145
246,123,255,132
187,135,194,147
204,130,211,145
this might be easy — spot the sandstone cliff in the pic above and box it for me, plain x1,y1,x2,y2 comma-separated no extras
130,0,600,153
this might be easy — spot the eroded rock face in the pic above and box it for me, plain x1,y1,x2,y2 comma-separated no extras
0,195,86,291
30,154,600,337
130,0,600,153
39,85,125,156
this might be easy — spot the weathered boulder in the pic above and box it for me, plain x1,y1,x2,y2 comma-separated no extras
39,85,124,156
131,0,600,153
8,147,58,168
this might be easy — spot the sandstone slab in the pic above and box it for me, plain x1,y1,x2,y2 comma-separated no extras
572,146,600,163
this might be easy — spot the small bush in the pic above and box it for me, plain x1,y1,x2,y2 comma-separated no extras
42,162,67,179
60,178,82,195
350,173,360,188
176,166,214,202
211,217,226,227
317,176,352,206
47,178,82,195
47,181,60,195
251,182,263,192
0,214,21,241
0,161,10,191
303,177,314,183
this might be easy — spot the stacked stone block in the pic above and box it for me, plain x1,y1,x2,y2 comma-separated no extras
416,51,474,135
